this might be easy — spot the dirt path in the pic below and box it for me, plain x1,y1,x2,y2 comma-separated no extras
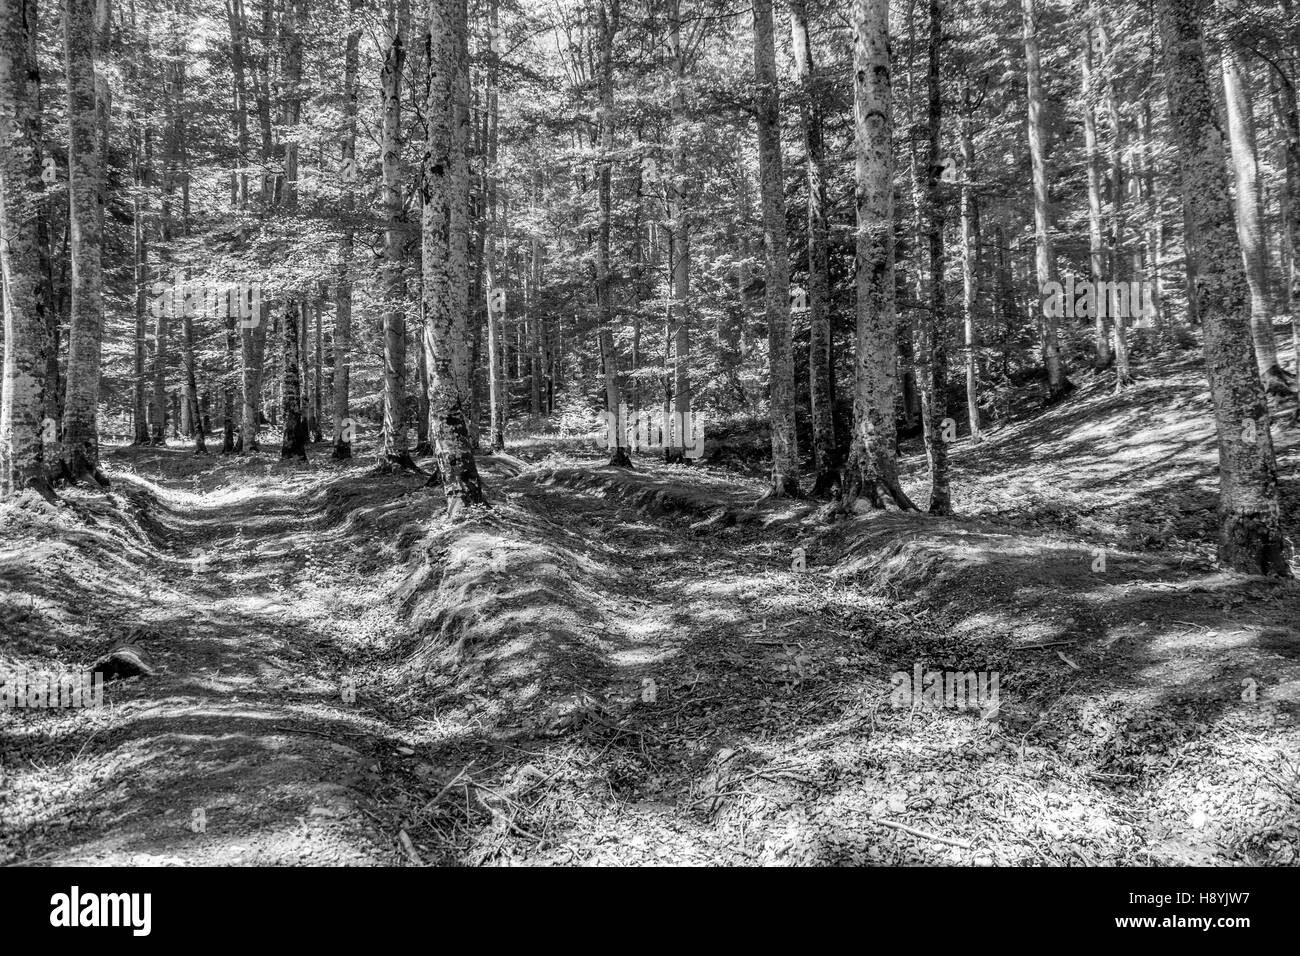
1,447,418,865
3,434,1298,866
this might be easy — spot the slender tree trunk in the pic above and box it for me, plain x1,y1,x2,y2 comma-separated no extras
484,0,506,452
752,0,798,496
1222,44,1278,374
844,0,915,511
170,56,204,452
1156,0,1288,575
1140,99,1164,327
379,0,413,469
233,0,269,452
597,0,630,466
919,0,951,515
790,0,835,491
332,0,360,459
1023,0,1069,398
277,0,308,460
131,117,151,443
960,85,981,444
664,0,692,465
1082,13,1110,366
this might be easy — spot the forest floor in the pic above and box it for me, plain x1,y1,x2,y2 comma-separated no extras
2,343,1299,866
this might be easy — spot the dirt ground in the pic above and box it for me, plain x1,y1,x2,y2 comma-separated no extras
2,347,1298,866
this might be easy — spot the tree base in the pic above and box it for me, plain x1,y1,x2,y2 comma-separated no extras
810,469,841,499
608,447,634,468
332,441,352,460
57,449,110,489
760,472,802,500
1044,377,1077,406
375,451,423,475
1221,511,1291,577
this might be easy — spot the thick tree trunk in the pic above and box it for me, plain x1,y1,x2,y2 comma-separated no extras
422,0,486,516
1156,0,1288,575
752,0,798,496
0,0,55,498
845,0,915,512
58,0,109,484
279,302,307,460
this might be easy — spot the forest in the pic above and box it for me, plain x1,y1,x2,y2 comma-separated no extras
0,0,1297,868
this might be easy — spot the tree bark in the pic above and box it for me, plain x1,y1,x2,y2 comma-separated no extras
959,83,981,445
422,0,487,516
1221,44,1278,373
58,0,109,484
597,0,630,466
844,0,915,512
919,0,951,515
752,0,798,496
1022,0,1069,399
1156,0,1288,575
332,0,360,459
1081,12,1110,367
379,0,414,470
790,0,835,492
0,0,55,498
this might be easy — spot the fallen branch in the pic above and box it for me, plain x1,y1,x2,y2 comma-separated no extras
869,816,972,849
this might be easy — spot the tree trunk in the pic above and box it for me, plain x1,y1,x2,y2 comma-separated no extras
790,0,835,492
279,301,307,460
332,0,360,459
845,0,915,511
422,0,486,516
960,84,981,444
1221,44,1278,374
1156,0,1288,575
752,0,798,496
597,0,630,466
379,0,413,469
1082,12,1110,366
0,0,55,498
1023,0,1069,399
58,0,109,484
484,0,506,453
664,0,692,465
919,0,951,515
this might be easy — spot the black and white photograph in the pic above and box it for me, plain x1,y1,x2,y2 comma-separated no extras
0,0,1295,909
